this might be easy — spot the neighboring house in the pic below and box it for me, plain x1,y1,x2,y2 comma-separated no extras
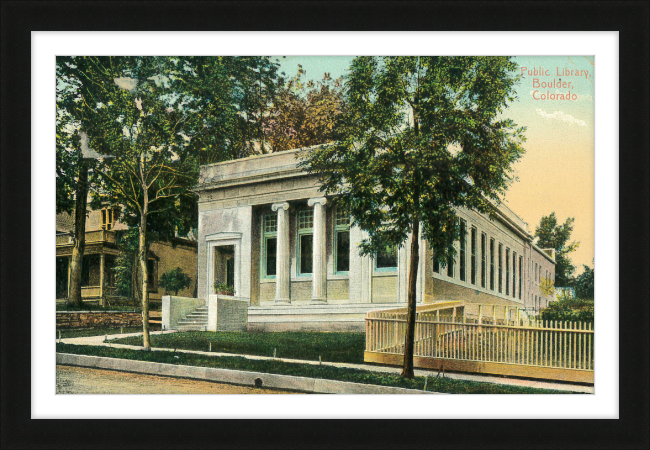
193,146,556,331
56,207,197,306
555,287,576,299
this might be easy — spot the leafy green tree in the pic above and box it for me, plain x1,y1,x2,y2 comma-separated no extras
57,56,280,349
56,58,112,307
574,264,594,299
188,56,281,163
540,276,555,296
160,267,193,296
300,56,526,378
111,228,140,301
534,212,579,287
264,67,347,151
83,57,214,348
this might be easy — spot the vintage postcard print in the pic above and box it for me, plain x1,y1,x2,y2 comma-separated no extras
56,55,594,395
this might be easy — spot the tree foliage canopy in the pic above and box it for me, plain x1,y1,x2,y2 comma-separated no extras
264,67,347,152
57,56,281,236
574,264,594,299
534,212,579,287
300,56,526,262
55,56,281,347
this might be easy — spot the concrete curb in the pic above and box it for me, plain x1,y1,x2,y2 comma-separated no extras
57,353,439,394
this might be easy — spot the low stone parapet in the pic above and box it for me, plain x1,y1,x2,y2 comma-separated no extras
207,295,248,332
162,296,205,330
56,311,142,329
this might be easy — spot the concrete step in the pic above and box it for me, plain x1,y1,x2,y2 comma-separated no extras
177,325,208,331
174,305,209,331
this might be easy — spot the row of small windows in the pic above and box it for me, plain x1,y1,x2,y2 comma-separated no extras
530,261,549,284
262,209,546,295
434,219,523,300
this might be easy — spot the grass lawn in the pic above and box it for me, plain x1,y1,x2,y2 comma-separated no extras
110,331,367,364
56,343,570,394
57,326,147,339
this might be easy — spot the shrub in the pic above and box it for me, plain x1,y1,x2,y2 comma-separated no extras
213,280,234,296
540,294,594,323
159,267,192,295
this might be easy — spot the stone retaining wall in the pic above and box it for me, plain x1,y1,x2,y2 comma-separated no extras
208,295,248,332
56,311,142,329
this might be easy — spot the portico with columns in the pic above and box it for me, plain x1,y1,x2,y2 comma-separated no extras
195,146,417,331
194,146,554,331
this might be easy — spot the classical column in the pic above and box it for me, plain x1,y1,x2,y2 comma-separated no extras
272,202,290,304
308,197,327,304
99,253,106,307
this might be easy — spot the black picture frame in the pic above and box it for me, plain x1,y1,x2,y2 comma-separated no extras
2,1,648,449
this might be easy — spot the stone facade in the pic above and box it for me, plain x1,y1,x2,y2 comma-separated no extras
195,146,556,330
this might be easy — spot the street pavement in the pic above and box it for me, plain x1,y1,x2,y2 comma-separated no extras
56,365,301,394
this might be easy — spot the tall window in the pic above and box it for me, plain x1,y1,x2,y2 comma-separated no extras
433,253,440,273
505,248,510,295
262,214,277,278
489,238,495,290
101,208,114,230
446,251,454,278
481,233,487,288
459,220,467,282
297,210,314,276
334,208,350,274
498,243,503,293
470,227,477,285
376,244,398,271
535,263,538,283
512,251,517,298
518,256,523,300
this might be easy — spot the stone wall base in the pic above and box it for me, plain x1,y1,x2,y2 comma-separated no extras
56,311,142,329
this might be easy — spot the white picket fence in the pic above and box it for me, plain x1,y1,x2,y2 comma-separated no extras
365,303,594,383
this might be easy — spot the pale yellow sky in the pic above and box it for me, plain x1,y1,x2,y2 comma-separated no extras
282,55,596,272
501,56,594,272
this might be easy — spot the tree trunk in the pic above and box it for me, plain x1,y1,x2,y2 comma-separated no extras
139,157,152,350
401,101,420,378
131,252,140,304
401,218,420,378
67,159,89,307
